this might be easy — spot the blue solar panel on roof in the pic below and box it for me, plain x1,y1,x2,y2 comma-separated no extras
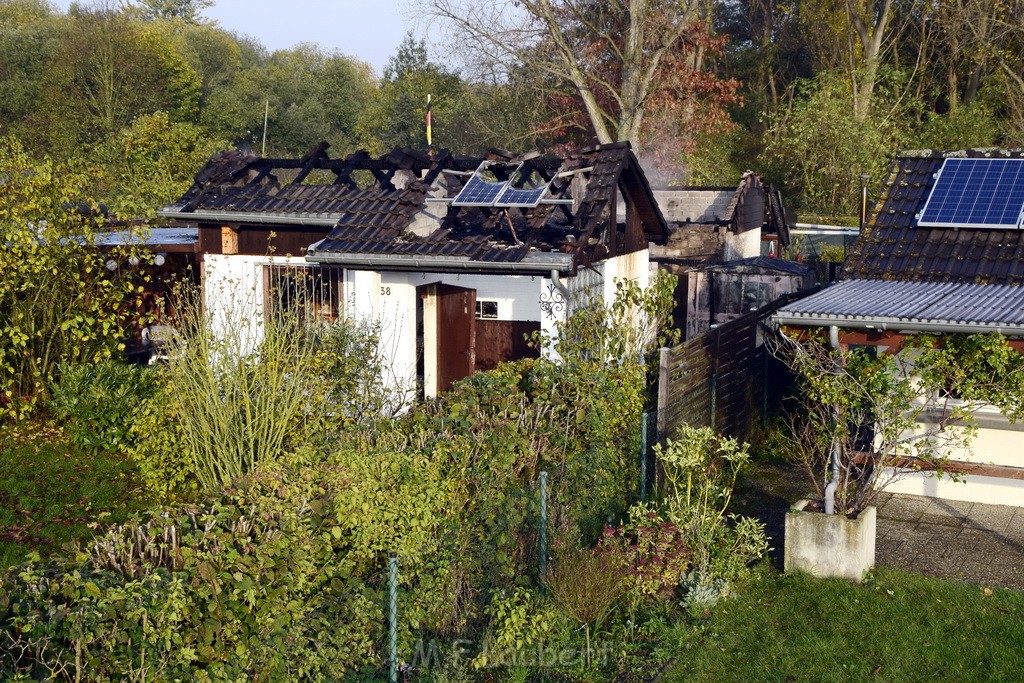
918,158,1024,229
451,174,507,206
497,184,549,208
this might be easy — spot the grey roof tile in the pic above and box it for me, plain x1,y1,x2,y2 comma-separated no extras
845,149,1024,285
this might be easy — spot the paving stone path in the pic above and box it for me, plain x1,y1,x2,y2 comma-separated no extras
875,492,1024,589
733,460,1024,589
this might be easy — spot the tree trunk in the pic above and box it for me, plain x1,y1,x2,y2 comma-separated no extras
847,0,893,121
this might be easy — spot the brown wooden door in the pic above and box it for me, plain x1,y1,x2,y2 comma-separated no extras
436,284,476,392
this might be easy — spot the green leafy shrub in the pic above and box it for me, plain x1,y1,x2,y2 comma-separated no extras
48,359,158,453
386,354,644,612
598,504,692,599
0,137,148,420
0,454,420,680
127,370,197,500
304,316,408,430
596,427,768,614
473,587,560,669
656,427,769,582
916,104,1000,151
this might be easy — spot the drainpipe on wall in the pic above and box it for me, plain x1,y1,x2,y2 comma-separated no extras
859,174,871,233
824,325,842,515
550,269,570,312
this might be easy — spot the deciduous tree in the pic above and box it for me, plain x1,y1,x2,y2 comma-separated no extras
0,138,146,418
424,0,737,155
120,0,212,23
356,33,464,152
34,8,201,154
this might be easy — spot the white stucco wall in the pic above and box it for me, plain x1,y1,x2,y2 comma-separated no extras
882,469,1024,507
602,249,651,297
724,227,762,261
203,253,310,355
875,351,1024,508
203,249,657,401
346,269,551,400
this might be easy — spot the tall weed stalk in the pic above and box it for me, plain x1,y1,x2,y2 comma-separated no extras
134,285,322,494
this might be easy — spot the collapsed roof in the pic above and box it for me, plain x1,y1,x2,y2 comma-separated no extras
159,141,669,275
653,173,790,244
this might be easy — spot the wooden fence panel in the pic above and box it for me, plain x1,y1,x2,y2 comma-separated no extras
657,290,811,441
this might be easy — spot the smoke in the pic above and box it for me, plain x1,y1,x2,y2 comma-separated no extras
636,152,689,189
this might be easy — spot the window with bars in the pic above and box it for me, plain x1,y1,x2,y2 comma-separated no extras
264,264,343,323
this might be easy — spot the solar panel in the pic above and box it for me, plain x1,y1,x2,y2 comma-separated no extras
497,183,550,208
451,174,508,206
450,161,556,208
918,158,1024,229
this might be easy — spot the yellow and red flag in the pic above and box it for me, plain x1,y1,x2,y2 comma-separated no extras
426,94,432,148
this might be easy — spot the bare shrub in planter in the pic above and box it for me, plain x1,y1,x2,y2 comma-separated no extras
773,331,1024,578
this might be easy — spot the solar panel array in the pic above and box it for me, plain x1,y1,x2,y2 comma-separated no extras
451,174,508,206
496,184,549,208
451,162,552,208
918,158,1024,229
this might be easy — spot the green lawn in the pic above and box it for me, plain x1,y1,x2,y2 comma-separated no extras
666,567,1024,682
0,421,152,568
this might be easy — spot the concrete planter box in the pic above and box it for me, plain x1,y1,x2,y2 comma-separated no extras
784,500,876,581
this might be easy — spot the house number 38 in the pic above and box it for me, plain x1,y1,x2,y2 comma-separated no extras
380,286,392,296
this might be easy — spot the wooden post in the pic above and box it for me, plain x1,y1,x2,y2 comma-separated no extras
657,346,670,443
221,225,239,254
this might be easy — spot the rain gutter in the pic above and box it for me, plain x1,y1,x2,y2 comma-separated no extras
824,325,841,515
157,209,341,227
771,314,1024,338
305,248,574,275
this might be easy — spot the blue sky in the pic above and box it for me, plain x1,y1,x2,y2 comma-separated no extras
51,1,416,74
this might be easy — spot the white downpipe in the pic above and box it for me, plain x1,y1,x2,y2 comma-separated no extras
550,269,570,308
824,325,841,515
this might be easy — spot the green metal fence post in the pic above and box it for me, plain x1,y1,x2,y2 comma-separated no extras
709,372,718,430
640,411,650,501
388,552,398,683
539,471,548,585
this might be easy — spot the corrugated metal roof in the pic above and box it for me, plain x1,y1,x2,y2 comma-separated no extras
92,227,198,247
775,279,1024,333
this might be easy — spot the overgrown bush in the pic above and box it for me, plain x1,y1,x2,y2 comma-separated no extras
48,359,158,453
128,287,329,498
1,277,685,680
0,137,148,420
0,447,456,680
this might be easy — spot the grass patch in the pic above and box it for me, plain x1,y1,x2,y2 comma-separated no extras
0,421,152,568
666,566,1024,682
